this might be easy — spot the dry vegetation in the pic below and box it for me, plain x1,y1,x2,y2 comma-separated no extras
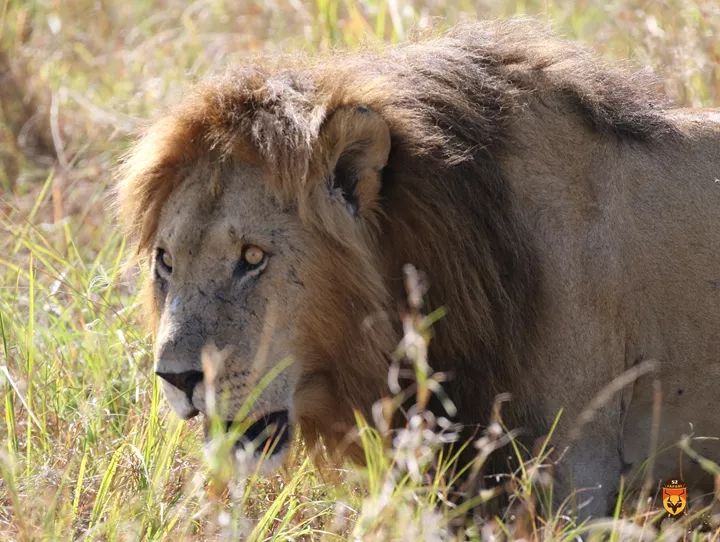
1,1,719,540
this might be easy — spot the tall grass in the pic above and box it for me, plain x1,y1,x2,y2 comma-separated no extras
1,1,719,540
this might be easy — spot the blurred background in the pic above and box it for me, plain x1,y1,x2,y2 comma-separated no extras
0,1,719,539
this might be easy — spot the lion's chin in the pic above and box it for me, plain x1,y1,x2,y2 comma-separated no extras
204,410,292,474
234,444,290,475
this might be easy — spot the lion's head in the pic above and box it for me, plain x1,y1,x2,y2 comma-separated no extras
118,97,398,464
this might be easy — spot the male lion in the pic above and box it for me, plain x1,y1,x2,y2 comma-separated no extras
116,20,720,517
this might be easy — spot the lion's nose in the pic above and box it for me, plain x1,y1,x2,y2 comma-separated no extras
155,370,204,400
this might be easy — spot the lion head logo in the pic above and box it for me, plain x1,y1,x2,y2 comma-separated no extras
662,479,688,517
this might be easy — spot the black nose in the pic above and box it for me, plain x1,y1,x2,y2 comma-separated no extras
155,370,204,401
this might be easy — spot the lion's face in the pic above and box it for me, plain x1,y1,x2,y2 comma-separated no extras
129,105,393,467
152,164,306,464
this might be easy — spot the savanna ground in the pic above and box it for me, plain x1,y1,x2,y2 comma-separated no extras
1,1,719,540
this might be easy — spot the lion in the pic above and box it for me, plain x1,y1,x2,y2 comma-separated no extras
116,19,720,518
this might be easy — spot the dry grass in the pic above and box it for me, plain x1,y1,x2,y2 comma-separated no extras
1,1,719,540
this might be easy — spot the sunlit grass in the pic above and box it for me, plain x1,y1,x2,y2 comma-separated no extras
1,0,719,540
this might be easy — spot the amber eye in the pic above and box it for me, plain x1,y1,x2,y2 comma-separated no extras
243,246,265,267
156,248,173,275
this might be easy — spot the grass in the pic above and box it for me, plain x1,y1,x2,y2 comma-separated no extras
1,0,719,540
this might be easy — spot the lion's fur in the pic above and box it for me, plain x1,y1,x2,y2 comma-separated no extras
119,20,673,245
117,19,720,514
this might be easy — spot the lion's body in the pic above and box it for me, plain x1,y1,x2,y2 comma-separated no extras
503,104,720,510
117,20,720,516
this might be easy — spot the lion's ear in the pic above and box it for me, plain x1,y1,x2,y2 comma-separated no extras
322,106,391,217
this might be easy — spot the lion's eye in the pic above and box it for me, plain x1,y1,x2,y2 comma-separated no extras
156,248,173,276
243,246,265,267
235,245,267,278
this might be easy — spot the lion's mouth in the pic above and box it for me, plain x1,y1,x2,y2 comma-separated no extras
220,410,291,457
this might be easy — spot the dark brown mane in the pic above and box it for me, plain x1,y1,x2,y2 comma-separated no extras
117,18,677,448
118,18,674,252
